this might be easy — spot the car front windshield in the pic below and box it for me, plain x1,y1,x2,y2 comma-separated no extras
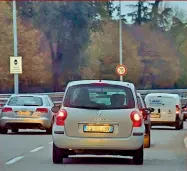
63,84,135,109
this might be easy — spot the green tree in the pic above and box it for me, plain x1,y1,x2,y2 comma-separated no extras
0,2,52,92
17,1,109,91
125,0,151,25
170,9,187,88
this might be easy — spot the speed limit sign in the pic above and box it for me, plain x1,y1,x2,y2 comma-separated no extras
115,64,127,76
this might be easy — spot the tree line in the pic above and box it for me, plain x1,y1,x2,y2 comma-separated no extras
0,1,186,93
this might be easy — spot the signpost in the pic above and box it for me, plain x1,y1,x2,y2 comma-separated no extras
12,0,19,94
115,64,127,77
10,56,22,74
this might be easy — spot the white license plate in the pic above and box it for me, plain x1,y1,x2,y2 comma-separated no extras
83,125,113,133
18,111,30,115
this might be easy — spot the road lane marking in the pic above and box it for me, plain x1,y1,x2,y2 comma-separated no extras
49,142,53,144
184,137,187,148
5,156,24,165
30,146,44,153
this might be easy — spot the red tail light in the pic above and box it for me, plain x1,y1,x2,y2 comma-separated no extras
2,107,13,112
56,109,68,126
91,83,109,86
36,108,48,113
176,105,180,115
130,111,142,127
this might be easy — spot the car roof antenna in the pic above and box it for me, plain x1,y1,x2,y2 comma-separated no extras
99,59,103,82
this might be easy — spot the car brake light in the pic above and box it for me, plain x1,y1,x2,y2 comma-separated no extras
130,111,142,127
56,109,68,126
2,107,13,112
176,105,180,115
36,108,48,113
91,83,109,86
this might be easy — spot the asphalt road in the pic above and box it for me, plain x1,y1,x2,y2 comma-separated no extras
0,123,187,171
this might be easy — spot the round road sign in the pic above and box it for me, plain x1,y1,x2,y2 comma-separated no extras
115,64,127,76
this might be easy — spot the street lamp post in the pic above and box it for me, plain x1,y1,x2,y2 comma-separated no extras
13,0,19,94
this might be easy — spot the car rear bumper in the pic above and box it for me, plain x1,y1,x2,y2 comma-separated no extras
0,117,51,129
183,113,187,119
52,127,144,151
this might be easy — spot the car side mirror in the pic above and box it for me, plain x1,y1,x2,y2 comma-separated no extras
149,107,154,113
182,105,186,109
141,108,149,115
51,105,60,113
54,103,61,107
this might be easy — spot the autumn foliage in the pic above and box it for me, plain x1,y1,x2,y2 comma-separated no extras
81,20,181,88
0,2,186,92
0,2,52,92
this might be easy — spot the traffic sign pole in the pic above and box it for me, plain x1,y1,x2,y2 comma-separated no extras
13,0,19,94
119,0,123,82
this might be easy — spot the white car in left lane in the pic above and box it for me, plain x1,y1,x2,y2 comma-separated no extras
51,80,145,165
0,94,55,134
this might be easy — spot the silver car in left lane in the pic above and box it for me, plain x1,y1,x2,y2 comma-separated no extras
0,94,55,134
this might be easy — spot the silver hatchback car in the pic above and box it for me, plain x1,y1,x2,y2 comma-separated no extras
52,80,145,165
0,94,54,134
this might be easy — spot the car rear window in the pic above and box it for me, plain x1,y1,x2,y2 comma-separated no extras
63,84,135,109
7,96,43,106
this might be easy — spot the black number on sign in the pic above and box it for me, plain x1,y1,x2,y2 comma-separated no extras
118,67,125,74
14,60,18,65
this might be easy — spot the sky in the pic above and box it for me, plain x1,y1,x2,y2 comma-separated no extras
113,1,187,22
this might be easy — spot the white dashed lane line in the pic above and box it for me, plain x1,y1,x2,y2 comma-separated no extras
5,156,24,165
184,137,187,148
30,146,44,153
4,144,51,165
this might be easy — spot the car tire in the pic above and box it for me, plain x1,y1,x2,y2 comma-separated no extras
0,127,8,134
180,121,184,129
46,128,52,134
183,116,186,121
133,145,144,165
53,143,63,164
46,118,54,134
144,126,151,148
11,129,19,133
175,119,181,130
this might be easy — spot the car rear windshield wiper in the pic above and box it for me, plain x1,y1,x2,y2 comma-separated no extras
68,105,102,110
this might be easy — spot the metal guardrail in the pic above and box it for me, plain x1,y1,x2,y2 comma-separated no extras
0,89,187,107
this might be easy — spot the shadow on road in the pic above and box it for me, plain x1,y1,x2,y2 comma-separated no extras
63,157,133,165
151,127,176,130
7,131,50,135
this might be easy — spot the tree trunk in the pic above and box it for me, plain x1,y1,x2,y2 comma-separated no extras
52,59,59,92
49,42,59,92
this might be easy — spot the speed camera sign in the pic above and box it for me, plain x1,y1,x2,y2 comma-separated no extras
115,64,127,76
